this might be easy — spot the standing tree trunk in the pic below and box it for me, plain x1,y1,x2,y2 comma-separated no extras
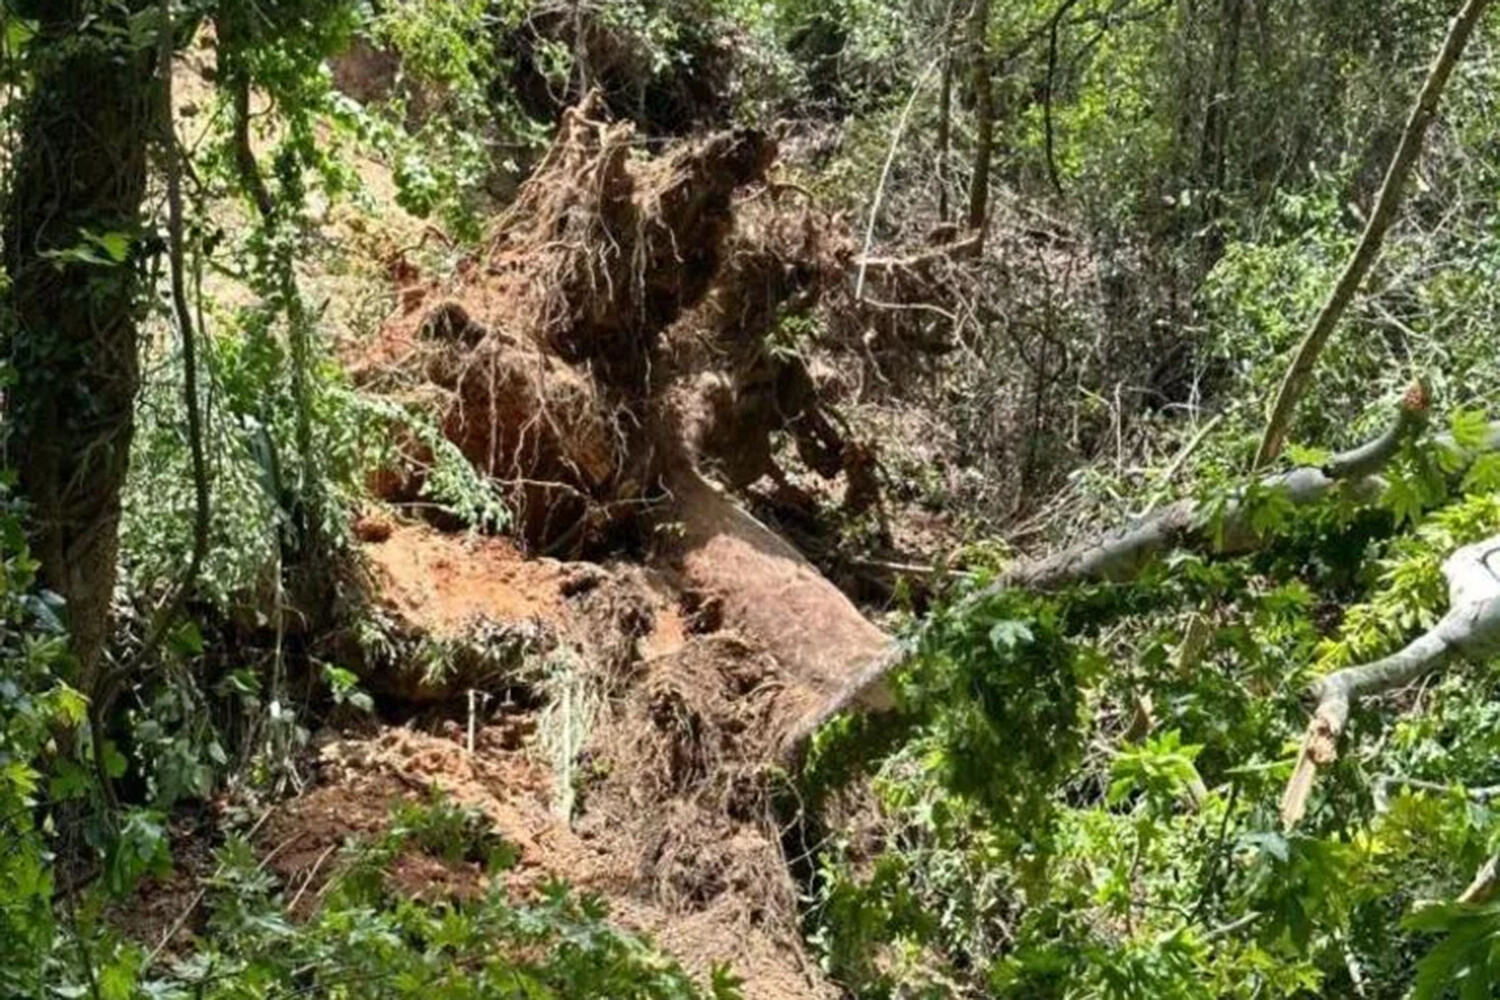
967,0,995,242
1,2,156,694
936,0,958,224
1194,0,1244,257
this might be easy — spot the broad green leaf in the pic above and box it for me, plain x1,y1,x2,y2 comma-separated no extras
988,620,1033,651
1450,408,1493,451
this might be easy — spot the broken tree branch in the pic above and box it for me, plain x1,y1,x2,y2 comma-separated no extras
1280,533,1500,829
856,57,941,302
1000,383,1429,592
1253,0,1493,468
1373,774,1500,813
1458,854,1500,905
785,388,1500,770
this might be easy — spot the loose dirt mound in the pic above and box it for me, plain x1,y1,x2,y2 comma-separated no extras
276,518,838,993
271,569,835,996
364,523,569,637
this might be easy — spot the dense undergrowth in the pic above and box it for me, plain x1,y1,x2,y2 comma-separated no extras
801,434,1500,996
6,0,1500,998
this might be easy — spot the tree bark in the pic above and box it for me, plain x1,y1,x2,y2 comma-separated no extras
1195,0,1244,257
1253,0,1493,469
937,3,956,224
966,0,995,242
2,2,157,694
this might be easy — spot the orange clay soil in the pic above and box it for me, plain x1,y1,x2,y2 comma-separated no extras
264,528,838,997
362,522,570,637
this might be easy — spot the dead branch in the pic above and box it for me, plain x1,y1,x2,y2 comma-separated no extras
1281,534,1500,829
855,57,941,301
855,234,983,272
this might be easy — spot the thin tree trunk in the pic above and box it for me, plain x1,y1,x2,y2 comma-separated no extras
1196,0,1244,257
966,0,995,242
2,1,156,694
1042,0,1082,197
937,2,956,224
1253,0,1492,469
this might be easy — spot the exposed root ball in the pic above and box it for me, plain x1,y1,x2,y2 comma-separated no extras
358,93,784,549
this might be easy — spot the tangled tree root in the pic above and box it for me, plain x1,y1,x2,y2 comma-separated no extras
355,93,900,732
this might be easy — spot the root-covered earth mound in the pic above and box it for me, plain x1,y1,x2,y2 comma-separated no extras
326,94,926,995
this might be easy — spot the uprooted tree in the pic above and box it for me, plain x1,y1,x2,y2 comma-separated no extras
355,92,905,720
355,86,1500,834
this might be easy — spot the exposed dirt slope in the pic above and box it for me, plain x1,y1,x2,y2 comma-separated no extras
270,522,835,998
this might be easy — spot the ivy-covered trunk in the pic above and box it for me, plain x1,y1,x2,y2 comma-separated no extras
1,2,156,694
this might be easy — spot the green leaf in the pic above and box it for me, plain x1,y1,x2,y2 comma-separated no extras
41,229,136,268
710,961,746,1000
103,743,128,779
48,759,90,802
1381,472,1424,526
169,620,204,656
1241,831,1290,864
4,18,37,57
1286,443,1332,467
89,230,133,264
1450,408,1493,451
99,949,141,1000
3,759,40,799
1461,452,1500,495
988,620,1034,651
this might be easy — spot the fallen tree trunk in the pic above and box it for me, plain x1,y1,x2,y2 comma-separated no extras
780,388,1440,761
998,384,1431,591
783,392,1500,769
1281,533,1500,829
661,461,896,714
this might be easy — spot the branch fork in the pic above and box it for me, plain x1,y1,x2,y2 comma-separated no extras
1281,535,1500,829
